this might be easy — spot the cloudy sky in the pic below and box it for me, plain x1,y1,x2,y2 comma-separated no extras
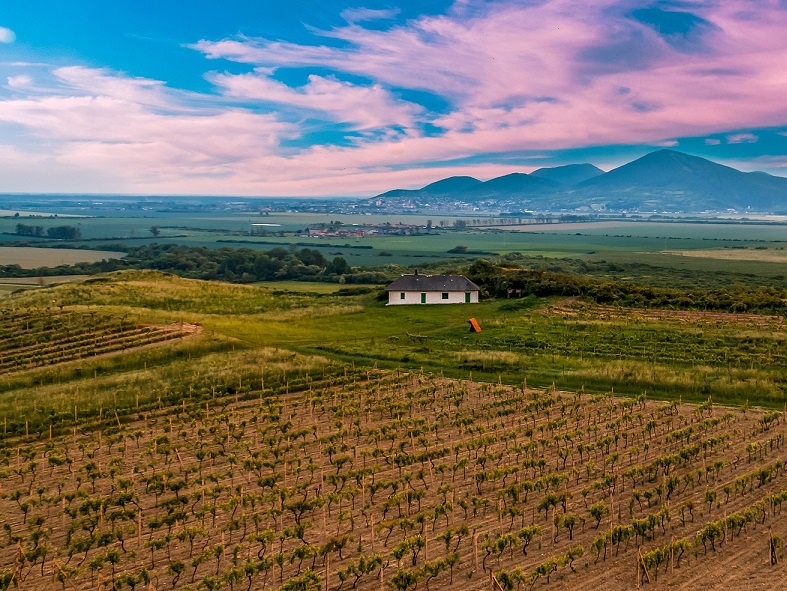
1,0,787,196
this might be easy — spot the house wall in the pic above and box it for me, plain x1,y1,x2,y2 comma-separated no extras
387,290,479,305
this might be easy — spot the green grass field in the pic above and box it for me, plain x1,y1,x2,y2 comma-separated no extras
1,270,783,439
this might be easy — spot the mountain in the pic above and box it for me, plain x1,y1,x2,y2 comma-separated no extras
372,150,787,212
463,173,560,201
531,163,604,185
421,176,482,193
376,176,481,200
375,172,559,204
572,150,787,211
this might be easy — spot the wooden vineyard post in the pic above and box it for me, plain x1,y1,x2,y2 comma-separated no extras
770,529,779,566
325,554,330,591
473,532,479,573
610,489,614,532
637,548,651,587
370,512,375,550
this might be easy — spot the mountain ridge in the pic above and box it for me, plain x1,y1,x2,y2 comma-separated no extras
372,150,787,212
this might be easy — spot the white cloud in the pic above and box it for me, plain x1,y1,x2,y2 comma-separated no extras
705,138,721,145
208,71,421,131
340,7,399,24
6,75,32,88
0,65,300,193
727,133,758,144
0,27,15,44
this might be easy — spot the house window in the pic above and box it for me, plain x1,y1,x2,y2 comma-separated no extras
442,292,449,300
400,292,405,300
421,293,426,304
465,292,471,303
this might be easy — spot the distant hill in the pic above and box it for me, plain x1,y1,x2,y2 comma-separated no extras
531,163,604,185
372,150,787,212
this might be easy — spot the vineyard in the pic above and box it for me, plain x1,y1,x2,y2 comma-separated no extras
0,307,198,374
2,370,787,590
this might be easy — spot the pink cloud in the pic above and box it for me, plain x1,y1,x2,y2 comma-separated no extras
193,1,787,149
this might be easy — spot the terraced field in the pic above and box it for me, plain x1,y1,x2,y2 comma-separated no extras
0,308,198,374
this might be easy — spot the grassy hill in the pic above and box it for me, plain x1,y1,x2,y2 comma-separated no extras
1,269,784,440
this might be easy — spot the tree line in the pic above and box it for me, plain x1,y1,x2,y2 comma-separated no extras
0,243,391,284
467,259,787,315
15,223,82,240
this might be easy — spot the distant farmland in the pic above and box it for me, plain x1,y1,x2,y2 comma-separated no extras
0,246,124,268
668,248,787,263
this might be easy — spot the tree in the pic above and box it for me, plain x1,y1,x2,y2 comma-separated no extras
149,226,161,237
589,501,609,528
46,226,81,240
15,224,44,237
326,257,350,276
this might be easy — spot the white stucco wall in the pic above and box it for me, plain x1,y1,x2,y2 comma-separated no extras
387,290,479,305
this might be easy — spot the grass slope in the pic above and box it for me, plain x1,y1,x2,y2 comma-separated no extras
0,270,784,440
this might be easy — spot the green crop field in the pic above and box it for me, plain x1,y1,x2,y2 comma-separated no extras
4,205,787,276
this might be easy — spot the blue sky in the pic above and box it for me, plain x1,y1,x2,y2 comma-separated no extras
1,1,787,196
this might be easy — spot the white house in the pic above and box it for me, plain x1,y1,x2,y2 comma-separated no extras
385,272,480,305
